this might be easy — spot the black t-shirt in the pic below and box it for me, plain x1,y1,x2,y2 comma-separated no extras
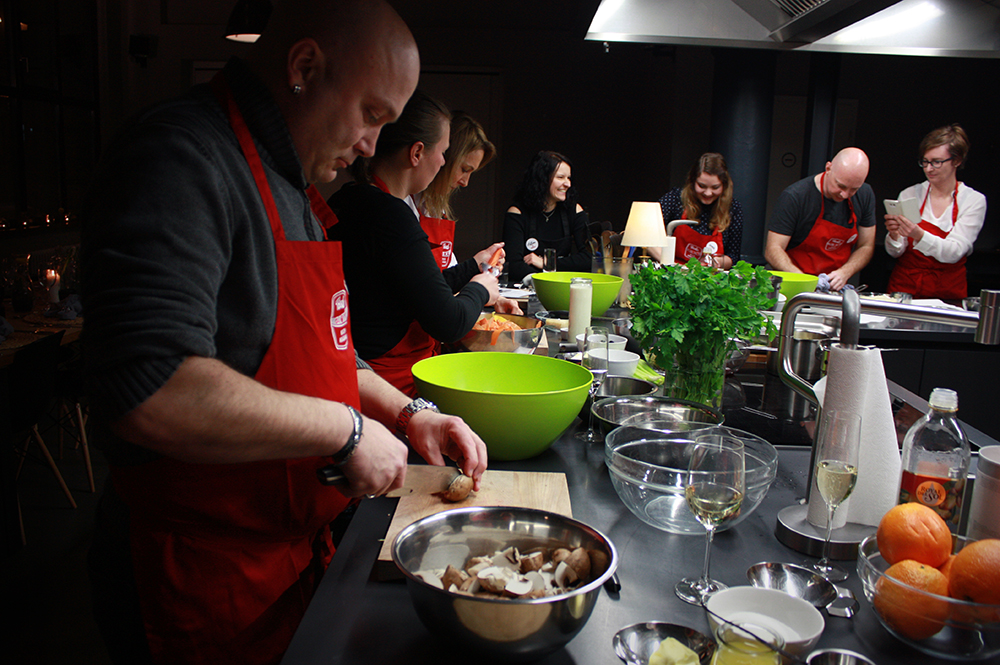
327,182,488,359
502,204,592,283
768,175,876,250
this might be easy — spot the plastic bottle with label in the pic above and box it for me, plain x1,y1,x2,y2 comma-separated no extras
897,388,970,532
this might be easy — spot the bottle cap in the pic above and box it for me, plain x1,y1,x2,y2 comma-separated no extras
928,387,958,411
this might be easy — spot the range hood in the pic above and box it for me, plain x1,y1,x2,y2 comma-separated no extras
586,0,1000,58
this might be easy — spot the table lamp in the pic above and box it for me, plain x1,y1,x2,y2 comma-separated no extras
621,201,673,264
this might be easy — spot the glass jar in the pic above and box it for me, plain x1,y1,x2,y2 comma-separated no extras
711,623,784,665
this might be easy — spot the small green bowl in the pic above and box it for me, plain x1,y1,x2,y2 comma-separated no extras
532,271,624,317
770,271,819,299
412,353,593,461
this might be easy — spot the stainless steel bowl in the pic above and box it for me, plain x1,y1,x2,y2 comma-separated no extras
592,395,722,435
391,506,618,662
613,622,714,664
579,376,659,422
457,313,543,353
806,649,877,665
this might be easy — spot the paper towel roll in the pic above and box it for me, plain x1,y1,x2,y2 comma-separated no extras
807,344,902,528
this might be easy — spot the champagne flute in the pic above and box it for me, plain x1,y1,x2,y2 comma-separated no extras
576,325,609,443
804,409,862,583
675,430,745,604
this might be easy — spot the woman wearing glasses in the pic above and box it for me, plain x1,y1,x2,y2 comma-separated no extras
885,124,987,299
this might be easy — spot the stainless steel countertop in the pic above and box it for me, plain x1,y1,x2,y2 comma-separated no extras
283,419,975,664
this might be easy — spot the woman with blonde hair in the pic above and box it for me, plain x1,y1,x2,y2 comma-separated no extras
328,91,499,396
885,124,987,299
650,152,744,269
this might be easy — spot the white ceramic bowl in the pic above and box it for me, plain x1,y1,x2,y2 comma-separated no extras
576,332,628,352
590,349,640,377
705,586,825,660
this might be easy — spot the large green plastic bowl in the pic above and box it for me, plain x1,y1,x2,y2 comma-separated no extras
770,271,819,299
412,353,593,461
531,271,624,317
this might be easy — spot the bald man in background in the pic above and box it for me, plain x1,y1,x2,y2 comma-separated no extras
766,147,876,290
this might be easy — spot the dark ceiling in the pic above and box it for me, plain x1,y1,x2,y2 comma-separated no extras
388,0,604,38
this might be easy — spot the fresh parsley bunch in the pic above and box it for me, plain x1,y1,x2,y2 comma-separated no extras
629,259,778,404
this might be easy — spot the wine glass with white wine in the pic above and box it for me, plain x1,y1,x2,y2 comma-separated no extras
674,430,745,605
804,409,862,583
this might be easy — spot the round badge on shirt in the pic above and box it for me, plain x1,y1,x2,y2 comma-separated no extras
526,237,539,252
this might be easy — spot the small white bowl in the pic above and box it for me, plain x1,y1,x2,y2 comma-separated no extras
576,332,628,352
590,349,640,377
705,586,824,660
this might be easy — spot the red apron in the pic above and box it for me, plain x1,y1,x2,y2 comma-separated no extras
673,210,724,263
786,172,858,276
887,182,966,300
419,212,457,271
110,74,360,665
366,177,439,397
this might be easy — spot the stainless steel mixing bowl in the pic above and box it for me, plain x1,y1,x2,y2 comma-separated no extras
457,313,543,353
391,506,619,662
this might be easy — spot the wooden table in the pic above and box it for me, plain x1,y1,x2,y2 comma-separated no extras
1,296,82,367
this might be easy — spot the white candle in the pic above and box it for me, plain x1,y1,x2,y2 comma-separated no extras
568,277,592,343
47,270,61,303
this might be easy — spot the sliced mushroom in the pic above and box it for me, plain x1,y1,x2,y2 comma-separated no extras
504,578,534,597
519,550,545,573
565,548,591,579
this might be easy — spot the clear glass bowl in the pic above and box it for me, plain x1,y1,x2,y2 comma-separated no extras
857,534,1000,661
604,425,778,535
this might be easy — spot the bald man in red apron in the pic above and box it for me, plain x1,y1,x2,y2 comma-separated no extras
82,4,487,664
765,148,876,292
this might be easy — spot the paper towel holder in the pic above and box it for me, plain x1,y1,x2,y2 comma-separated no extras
775,288,998,557
775,289,874,558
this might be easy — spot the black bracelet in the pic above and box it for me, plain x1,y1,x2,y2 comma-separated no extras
330,404,363,466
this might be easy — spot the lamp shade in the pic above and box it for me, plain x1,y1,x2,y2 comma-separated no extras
621,201,669,248
225,0,272,43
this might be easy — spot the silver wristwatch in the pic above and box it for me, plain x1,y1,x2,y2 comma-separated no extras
395,397,440,439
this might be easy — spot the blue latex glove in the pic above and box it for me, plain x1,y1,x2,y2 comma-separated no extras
816,273,855,294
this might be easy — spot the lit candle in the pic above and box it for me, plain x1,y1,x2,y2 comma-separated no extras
47,269,61,303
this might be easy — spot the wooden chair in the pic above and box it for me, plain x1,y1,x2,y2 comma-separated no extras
54,340,95,493
8,331,75,545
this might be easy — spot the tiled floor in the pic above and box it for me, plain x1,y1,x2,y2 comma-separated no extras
5,418,112,664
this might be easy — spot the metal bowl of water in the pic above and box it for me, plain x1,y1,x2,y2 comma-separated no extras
592,395,722,435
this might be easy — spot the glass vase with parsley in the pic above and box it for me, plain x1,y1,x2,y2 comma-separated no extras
629,260,778,408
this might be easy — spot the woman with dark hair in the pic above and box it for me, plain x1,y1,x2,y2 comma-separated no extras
328,90,499,397
885,124,987,300
502,150,592,284
650,152,743,269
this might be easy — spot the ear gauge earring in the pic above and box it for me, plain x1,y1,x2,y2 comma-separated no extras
291,84,302,95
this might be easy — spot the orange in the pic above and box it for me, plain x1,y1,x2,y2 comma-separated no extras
873,559,951,641
949,539,1000,606
876,503,952,567
937,554,955,580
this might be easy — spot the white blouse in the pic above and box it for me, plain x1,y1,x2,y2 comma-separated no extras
884,181,987,264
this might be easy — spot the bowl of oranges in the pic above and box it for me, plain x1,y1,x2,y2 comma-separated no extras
858,503,1000,661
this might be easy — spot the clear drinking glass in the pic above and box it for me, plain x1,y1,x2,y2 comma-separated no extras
804,409,862,582
711,623,783,665
542,248,557,272
576,325,609,443
675,431,745,604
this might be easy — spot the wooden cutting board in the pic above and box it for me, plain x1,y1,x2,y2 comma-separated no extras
376,465,573,567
